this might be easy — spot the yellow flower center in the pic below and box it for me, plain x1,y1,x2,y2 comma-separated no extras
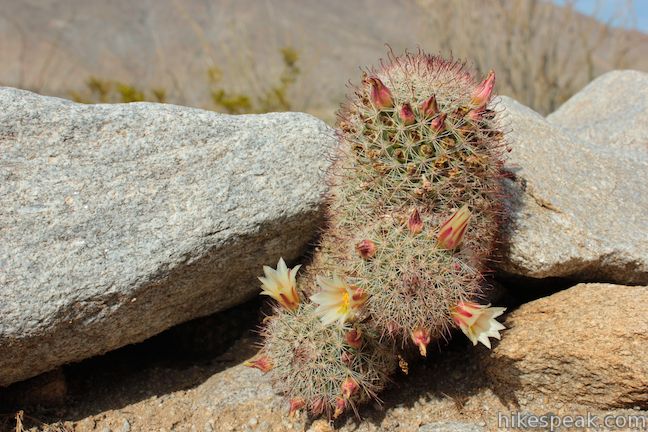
337,291,350,314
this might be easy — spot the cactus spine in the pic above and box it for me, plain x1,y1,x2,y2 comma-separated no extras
249,50,507,419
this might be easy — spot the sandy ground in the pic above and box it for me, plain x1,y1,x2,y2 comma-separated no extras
2,294,645,432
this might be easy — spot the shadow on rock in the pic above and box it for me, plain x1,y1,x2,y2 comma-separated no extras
339,335,524,429
0,297,265,422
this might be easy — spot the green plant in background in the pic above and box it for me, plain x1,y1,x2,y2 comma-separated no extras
209,47,300,114
70,77,167,104
257,47,300,112
70,47,299,114
248,50,508,419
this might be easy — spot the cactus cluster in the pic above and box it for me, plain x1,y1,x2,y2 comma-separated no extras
246,50,508,419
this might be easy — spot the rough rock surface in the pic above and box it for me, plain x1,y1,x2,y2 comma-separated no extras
9,324,646,432
418,422,484,432
547,70,648,161
0,87,335,386
486,283,648,409
497,88,648,284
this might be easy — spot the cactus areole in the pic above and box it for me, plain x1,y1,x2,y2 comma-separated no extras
248,50,508,419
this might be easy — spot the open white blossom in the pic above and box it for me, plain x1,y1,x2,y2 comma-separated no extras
451,301,506,349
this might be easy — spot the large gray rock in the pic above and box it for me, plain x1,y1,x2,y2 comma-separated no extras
496,91,648,284
0,87,335,386
547,70,648,161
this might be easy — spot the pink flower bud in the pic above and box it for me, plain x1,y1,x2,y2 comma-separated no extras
355,239,376,259
352,287,367,305
243,356,272,373
437,205,472,250
471,70,495,108
410,328,431,357
288,398,305,417
341,377,359,399
399,103,415,125
366,76,394,109
310,398,326,416
431,113,447,133
467,108,484,121
345,328,363,349
408,208,424,235
420,94,438,118
334,397,346,419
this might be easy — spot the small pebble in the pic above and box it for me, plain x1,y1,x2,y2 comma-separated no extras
120,419,131,432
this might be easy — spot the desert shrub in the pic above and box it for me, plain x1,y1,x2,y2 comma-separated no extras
69,77,166,104
70,47,299,115
416,0,637,114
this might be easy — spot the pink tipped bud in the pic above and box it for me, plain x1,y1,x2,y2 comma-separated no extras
345,328,363,349
334,397,346,419
366,77,394,109
351,287,367,305
431,113,447,133
341,377,359,399
467,108,484,121
399,103,415,125
411,328,431,357
437,205,472,250
355,239,376,259
471,70,495,108
243,356,272,373
420,94,438,118
310,398,326,416
288,398,306,417
408,208,424,235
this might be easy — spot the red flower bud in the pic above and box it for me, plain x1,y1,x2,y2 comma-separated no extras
355,239,376,259
366,76,394,109
437,205,472,250
288,398,305,417
334,397,346,419
345,328,363,349
310,398,326,416
467,108,484,121
431,113,447,133
420,94,438,118
399,103,415,125
243,355,272,373
341,377,359,399
351,287,367,305
408,208,424,235
471,70,495,108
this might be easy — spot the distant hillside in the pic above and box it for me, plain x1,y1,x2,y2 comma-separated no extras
0,0,646,117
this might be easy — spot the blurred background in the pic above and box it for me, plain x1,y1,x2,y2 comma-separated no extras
0,0,646,123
